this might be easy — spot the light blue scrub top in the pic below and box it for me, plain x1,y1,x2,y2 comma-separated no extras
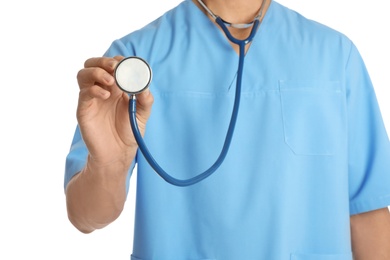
65,1,390,259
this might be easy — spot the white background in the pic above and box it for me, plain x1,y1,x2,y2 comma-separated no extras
0,0,389,259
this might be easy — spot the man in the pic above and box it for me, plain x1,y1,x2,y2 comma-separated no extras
65,0,390,258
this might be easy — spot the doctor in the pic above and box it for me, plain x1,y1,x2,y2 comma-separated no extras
65,0,390,259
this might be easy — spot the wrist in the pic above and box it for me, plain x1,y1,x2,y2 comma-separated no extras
84,152,133,182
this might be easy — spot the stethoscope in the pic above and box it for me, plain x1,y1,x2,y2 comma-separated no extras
114,0,265,186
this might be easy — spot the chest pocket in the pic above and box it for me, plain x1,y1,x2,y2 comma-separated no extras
279,80,344,156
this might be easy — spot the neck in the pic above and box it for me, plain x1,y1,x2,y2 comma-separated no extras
193,0,270,52
199,0,265,25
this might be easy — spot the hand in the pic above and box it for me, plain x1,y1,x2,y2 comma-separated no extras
76,56,154,167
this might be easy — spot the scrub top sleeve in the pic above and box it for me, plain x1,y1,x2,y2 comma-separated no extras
103,39,134,58
347,43,390,215
64,126,88,189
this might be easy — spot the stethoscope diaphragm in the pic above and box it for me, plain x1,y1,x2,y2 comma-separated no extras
114,56,152,94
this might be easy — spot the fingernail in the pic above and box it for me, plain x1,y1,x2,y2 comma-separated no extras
104,74,113,84
108,61,117,70
101,89,110,99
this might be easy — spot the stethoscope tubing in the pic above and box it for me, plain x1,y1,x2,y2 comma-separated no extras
129,18,260,186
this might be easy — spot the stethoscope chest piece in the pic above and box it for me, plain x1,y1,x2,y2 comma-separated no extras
114,56,152,94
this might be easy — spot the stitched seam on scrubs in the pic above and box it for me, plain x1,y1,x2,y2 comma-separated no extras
153,90,232,98
350,193,390,215
290,252,353,259
344,40,354,71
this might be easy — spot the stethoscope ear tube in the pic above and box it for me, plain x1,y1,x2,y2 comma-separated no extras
127,18,260,187
129,36,244,187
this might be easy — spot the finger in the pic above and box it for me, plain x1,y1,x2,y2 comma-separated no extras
113,55,125,62
84,57,118,73
136,89,154,121
77,67,115,90
79,84,110,102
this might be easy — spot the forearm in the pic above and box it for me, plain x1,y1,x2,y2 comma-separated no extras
351,207,390,259
65,155,132,233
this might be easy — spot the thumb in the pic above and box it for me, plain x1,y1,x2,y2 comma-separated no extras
136,89,154,125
